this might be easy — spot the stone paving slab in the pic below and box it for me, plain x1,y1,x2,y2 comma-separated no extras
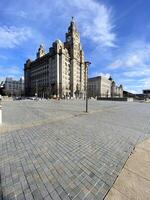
0,100,150,200
105,138,150,200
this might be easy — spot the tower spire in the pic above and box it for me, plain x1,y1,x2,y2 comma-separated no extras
71,16,75,23
68,16,77,33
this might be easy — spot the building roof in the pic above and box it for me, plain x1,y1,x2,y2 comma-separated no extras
88,76,110,81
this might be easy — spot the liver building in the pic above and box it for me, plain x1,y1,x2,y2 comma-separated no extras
24,18,87,98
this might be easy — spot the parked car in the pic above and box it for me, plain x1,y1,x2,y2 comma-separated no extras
14,96,22,100
29,97,36,100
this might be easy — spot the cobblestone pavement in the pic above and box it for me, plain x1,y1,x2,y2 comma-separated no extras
0,100,150,200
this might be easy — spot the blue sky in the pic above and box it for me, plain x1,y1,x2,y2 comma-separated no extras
0,0,150,93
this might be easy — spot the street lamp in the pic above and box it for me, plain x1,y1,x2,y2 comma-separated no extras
0,95,2,124
85,61,91,113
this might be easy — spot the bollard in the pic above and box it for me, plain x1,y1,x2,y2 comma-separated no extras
0,105,2,124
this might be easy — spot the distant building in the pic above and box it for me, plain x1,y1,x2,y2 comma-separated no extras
123,91,146,100
4,77,24,96
123,90,135,98
88,76,123,98
143,89,150,98
0,81,5,95
24,18,87,99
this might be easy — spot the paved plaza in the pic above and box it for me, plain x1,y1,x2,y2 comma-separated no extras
0,100,150,200
106,138,150,200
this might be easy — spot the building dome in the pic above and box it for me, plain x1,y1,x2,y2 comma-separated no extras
109,76,113,81
112,80,115,85
55,39,62,44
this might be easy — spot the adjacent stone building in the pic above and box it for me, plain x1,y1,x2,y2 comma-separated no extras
4,77,24,96
24,18,87,98
143,89,150,98
88,76,123,98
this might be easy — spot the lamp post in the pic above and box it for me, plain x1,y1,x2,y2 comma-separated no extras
85,61,91,113
0,95,2,124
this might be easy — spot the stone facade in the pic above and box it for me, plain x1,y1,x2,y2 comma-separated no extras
4,77,24,96
24,18,87,98
88,76,123,98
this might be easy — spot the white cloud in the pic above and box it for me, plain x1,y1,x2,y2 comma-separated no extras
116,74,150,94
70,0,116,47
108,41,150,69
108,59,122,69
123,88,137,94
0,26,32,48
123,68,150,78
91,72,110,78
0,54,7,60
139,77,150,89
122,84,143,94
33,0,116,47
0,66,22,80
0,0,116,48
15,10,27,18
3,10,27,18
99,72,111,78
125,54,142,67
106,41,150,93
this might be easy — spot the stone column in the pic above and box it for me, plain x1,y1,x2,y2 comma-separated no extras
56,53,60,98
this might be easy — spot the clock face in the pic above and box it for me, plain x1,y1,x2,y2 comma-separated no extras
67,36,71,42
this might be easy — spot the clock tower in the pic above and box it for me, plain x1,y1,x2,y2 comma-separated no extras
65,17,86,98
65,17,81,59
